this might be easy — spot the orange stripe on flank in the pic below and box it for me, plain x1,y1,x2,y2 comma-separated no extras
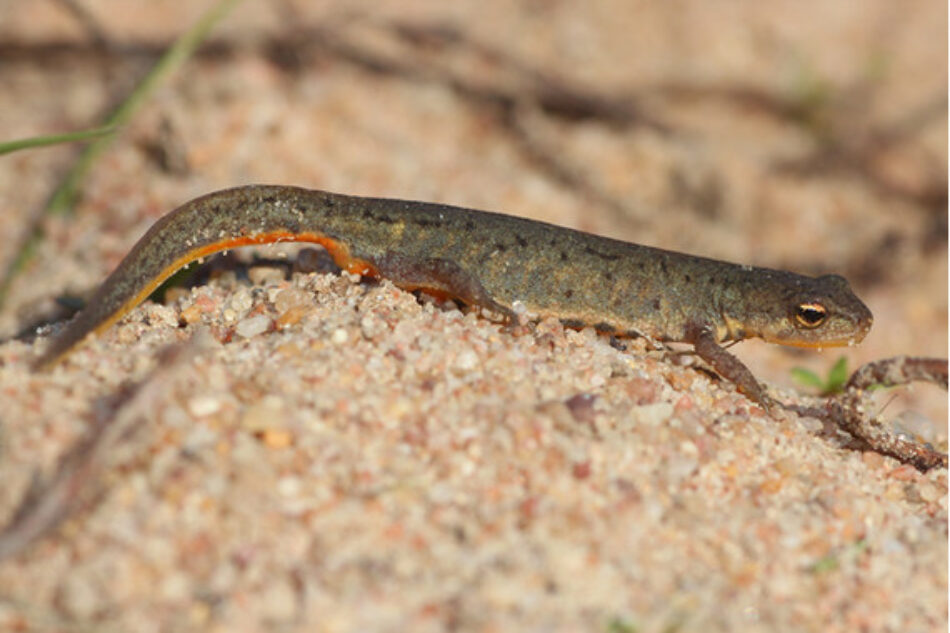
191,230,380,277
90,231,378,341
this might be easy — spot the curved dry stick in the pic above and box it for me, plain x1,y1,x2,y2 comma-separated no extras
786,356,948,472
845,356,948,391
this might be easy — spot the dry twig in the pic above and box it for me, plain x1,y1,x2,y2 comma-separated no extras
786,356,948,472
0,341,199,563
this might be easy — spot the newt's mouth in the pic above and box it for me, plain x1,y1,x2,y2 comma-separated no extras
764,316,873,349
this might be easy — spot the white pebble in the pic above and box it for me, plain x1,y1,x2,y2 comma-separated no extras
228,289,253,313
631,402,674,427
188,395,222,417
235,314,271,338
454,349,479,371
331,328,349,344
277,476,302,497
360,314,387,340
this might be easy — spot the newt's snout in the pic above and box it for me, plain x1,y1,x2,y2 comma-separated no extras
742,273,873,348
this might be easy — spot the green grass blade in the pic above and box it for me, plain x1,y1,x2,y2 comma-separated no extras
47,0,244,217
0,0,243,309
0,126,115,156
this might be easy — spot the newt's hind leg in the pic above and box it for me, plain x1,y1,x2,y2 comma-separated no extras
374,252,516,322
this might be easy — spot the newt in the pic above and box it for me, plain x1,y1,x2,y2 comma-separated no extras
34,184,873,407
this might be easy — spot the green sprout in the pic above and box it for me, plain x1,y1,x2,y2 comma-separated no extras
791,356,850,396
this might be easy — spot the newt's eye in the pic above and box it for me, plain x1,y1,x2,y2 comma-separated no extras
795,303,827,328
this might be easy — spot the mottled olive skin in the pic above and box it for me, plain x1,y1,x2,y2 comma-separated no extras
35,185,873,402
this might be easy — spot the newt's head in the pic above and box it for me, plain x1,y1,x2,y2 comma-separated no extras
723,272,873,348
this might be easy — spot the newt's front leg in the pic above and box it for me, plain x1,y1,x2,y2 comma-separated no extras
689,325,775,410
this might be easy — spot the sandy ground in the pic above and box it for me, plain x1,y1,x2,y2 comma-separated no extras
0,1,946,631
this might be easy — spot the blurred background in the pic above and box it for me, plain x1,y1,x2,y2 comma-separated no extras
0,0,946,427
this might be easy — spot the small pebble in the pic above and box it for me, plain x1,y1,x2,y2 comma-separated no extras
630,402,673,427
666,372,694,392
116,324,139,344
235,314,271,338
564,393,597,425
361,313,388,341
164,287,190,304
261,429,294,448
331,328,349,345
148,304,179,328
454,349,479,372
188,395,223,417
274,288,310,312
917,481,941,503
227,289,253,314
180,303,203,324
248,266,285,286
241,396,286,432
624,378,657,404
277,305,309,328
277,476,302,497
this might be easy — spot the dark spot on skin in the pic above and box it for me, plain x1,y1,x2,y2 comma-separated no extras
583,246,620,261
624,330,642,339
515,234,528,247
560,251,569,262
464,220,475,230
594,322,614,333
652,298,661,310
413,218,440,228
564,289,574,298
494,242,508,252
684,274,691,283
608,336,627,351
660,259,669,275
561,318,586,329
708,276,716,285
604,271,613,282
